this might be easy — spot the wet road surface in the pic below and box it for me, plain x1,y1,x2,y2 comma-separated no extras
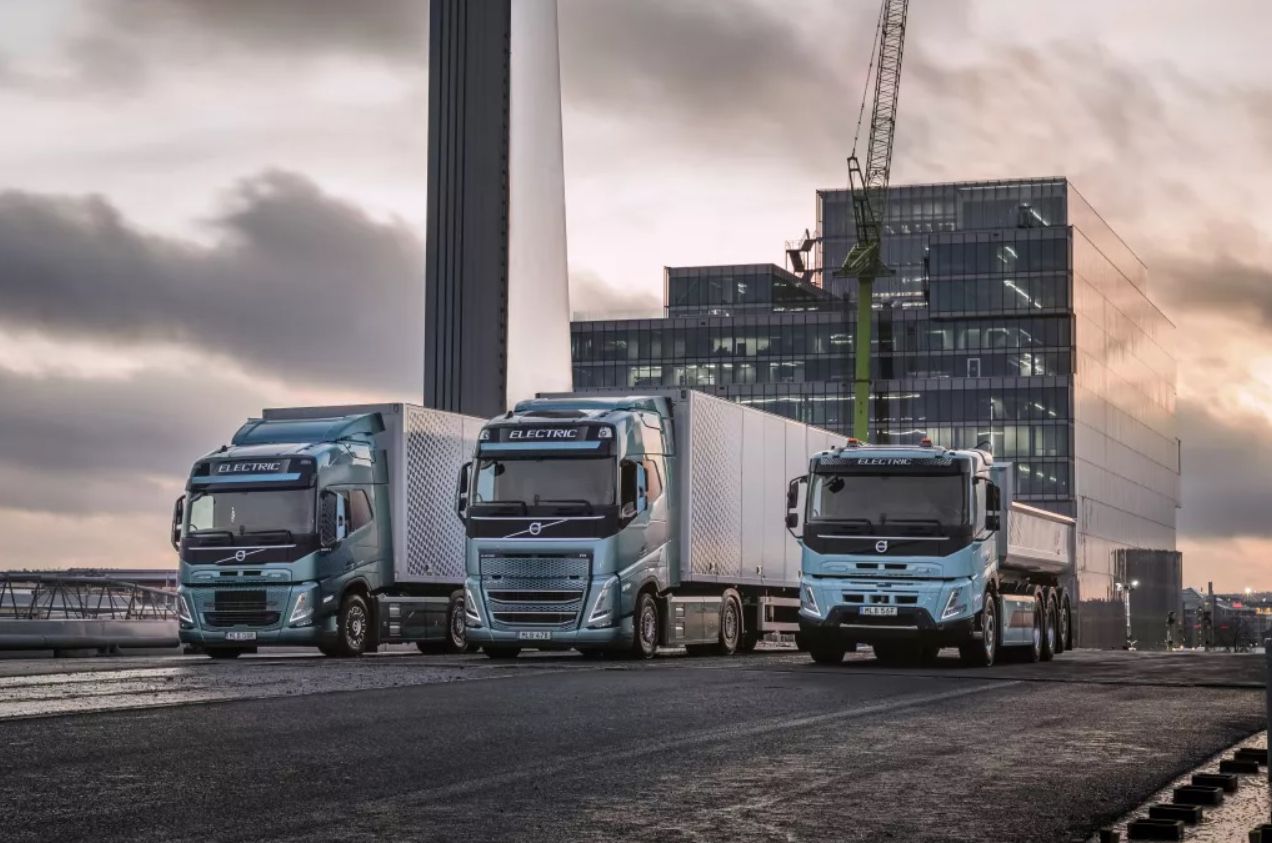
0,648,1263,842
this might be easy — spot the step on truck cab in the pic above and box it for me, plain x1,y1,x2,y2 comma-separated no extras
790,439,1075,667
458,389,845,659
174,404,483,659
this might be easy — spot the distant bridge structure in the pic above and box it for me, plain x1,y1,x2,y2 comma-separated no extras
0,572,179,652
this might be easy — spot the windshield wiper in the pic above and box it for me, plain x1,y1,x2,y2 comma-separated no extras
534,498,595,514
242,529,295,543
819,517,873,533
187,530,235,544
478,499,529,514
885,518,944,536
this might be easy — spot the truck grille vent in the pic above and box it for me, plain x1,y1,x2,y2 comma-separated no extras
480,555,590,629
204,611,280,628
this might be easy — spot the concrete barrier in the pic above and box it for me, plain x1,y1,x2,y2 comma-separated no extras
0,619,179,650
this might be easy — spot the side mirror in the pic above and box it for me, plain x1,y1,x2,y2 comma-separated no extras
786,476,807,512
170,495,185,551
985,513,1000,531
456,461,472,522
635,463,648,514
785,513,799,530
319,491,343,550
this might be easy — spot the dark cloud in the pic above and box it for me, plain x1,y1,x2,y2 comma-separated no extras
0,366,275,517
90,0,427,62
1154,253,1272,329
1178,399,1272,540
0,171,424,394
570,270,661,319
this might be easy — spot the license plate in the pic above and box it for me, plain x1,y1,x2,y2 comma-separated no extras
517,631,552,641
225,631,257,642
861,606,898,617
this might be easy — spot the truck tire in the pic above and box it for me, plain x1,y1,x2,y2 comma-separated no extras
738,631,760,653
445,589,474,654
873,642,910,665
1057,598,1072,653
318,643,340,657
484,647,521,659
631,591,659,659
1040,592,1057,662
959,593,998,668
334,593,371,657
714,593,742,656
809,644,845,665
206,648,243,659
794,632,811,652
1021,597,1043,663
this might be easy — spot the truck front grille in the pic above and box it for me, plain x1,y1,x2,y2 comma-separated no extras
204,611,281,628
479,554,590,629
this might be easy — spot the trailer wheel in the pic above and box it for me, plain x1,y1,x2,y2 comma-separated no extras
483,647,521,659
334,593,370,657
809,644,846,665
714,593,742,656
1040,593,1057,662
959,593,998,668
631,591,659,659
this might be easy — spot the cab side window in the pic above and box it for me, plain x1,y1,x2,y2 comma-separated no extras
642,456,664,503
349,489,373,532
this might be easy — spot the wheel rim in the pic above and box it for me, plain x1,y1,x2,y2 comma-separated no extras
1032,605,1042,652
640,603,657,651
1060,606,1069,648
983,603,996,660
347,604,366,649
723,600,739,646
451,599,467,648
1046,607,1057,652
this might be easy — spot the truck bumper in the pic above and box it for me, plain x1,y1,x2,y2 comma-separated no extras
799,606,977,648
466,616,635,651
179,624,323,648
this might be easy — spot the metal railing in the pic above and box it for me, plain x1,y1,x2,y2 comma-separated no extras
0,572,178,621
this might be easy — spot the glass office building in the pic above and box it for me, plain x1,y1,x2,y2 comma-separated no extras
571,178,1179,647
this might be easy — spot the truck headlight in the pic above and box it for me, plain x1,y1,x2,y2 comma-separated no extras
587,576,618,628
464,583,483,627
800,584,820,617
289,588,316,626
176,592,194,626
941,587,968,621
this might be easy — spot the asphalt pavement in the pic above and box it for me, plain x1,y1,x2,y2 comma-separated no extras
0,647,1263,842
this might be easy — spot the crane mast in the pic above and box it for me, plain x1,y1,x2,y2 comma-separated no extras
839,0,909,441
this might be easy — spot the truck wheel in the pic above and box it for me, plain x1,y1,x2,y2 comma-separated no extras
1040,593,1057,662
738,631,760,653
206,648,242,660
631,591,659,659
445,590,474,653
318,643,340,657
714,593,742,656
959,594,998,668
1022,598,1043,663
335,593,370,657
873,642,909,665
794,632,811,652
809,644,845,665
1058,598,1072,652
484,647,521,659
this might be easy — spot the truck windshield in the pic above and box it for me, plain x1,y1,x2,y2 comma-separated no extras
186,489,314,539
808,473,966,529
474,457,615,509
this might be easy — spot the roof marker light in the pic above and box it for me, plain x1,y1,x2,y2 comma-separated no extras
920,437,933,447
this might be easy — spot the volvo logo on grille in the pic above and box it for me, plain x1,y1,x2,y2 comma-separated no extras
875,541,889,554
528,522,543,536
235,550,247,562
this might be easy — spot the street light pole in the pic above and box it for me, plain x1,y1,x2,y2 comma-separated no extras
1116,580,1138,650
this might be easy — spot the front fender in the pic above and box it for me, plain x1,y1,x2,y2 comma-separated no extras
617,543,670,617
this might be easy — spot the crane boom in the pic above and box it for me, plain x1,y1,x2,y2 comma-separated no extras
839,0,909,441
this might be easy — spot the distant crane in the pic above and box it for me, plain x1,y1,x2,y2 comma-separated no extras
838,0,909,441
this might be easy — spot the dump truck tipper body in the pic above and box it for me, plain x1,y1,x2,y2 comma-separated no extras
175,404,483,658
459,389,845,658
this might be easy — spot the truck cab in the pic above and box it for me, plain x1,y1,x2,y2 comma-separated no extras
791,439,1072,667
174,413,386,658
459,395,673,659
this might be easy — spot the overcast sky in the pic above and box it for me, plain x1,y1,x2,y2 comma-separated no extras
1,0,1269,591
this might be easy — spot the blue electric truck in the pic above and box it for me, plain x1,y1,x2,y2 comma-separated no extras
173,404,483,658
457,389,845,659
789,439,1075,667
